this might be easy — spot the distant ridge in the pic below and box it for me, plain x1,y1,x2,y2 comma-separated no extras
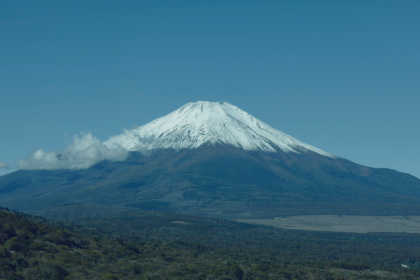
105,101,334,157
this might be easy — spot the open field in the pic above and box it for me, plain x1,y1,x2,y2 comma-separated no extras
237,215,420,233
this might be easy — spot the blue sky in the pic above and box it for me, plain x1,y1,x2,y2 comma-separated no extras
1,1,419,178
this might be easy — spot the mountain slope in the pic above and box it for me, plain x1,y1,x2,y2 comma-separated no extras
1,145,420,218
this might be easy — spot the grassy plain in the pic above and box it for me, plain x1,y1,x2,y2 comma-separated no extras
237,215,420,233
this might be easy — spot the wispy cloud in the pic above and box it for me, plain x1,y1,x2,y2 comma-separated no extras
0,161,9,169
17,133,128,170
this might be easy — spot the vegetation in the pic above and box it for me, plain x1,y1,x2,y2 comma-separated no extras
1,207,420,279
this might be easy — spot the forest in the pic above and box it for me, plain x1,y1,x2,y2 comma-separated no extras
1,207,420,279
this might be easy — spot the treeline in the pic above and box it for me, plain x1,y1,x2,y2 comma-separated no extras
0,207,419,279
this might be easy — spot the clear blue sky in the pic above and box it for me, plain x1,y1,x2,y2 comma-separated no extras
1,1,419,178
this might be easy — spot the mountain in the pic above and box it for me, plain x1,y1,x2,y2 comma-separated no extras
1,101,420,219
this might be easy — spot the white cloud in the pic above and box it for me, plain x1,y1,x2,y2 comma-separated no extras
18,133,129,170
0,160,9,169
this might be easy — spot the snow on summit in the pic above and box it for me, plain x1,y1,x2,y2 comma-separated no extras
105,101,334,157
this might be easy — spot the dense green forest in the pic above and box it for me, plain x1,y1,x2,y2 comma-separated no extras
1,207,420,279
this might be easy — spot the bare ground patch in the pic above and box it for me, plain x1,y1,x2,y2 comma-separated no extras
237,215,420,233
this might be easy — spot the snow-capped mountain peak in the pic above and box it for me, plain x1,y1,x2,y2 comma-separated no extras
105,101,334,157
